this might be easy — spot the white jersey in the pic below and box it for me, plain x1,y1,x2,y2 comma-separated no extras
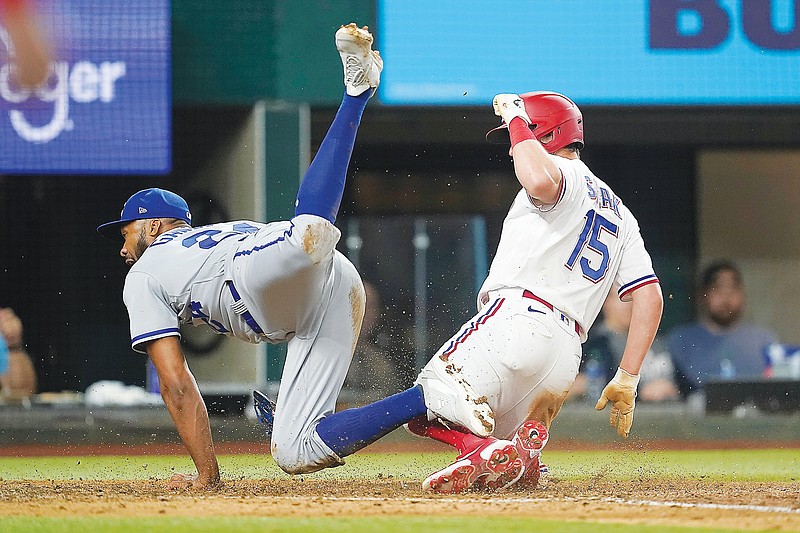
123,220,277,353
479,155,658,341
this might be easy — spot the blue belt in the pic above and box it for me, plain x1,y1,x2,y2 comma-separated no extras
227,281,264,334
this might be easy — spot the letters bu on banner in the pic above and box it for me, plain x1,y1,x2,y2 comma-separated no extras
378,0,800,105
0,0,170,174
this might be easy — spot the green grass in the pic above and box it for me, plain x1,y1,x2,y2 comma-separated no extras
0,448,797,482
0,516,759,533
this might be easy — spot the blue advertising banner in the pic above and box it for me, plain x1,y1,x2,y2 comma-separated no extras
378,0,800,105
0,0,170,174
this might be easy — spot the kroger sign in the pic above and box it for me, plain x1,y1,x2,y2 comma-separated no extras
0,0,170,174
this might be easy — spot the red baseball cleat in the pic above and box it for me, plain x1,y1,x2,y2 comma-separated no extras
511,420,550,489
422,438,524,494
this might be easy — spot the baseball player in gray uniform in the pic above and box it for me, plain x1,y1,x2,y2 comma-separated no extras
98,24,491,489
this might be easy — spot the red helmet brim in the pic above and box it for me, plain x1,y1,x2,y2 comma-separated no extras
485,123,510,144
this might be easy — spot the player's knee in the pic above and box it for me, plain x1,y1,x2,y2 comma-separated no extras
273,455,313,476
271,441,314,475
271,437,333,475
292,215,341,264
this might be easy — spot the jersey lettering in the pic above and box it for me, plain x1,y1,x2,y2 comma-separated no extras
153,224,262,250
565,209,619,282
150,227,192,247
585,175,622,218
583,175,597,200
232,222,261,234
181,224,259,249
598,187,622,218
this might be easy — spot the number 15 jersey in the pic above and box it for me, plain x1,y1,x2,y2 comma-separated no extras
478,155,659,341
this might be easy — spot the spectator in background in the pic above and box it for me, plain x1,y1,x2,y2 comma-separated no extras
343,280,405,403
574,289,679,403
667,260,778,397
0,307,37,399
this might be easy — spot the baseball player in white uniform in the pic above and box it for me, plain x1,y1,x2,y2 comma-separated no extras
287,91,663,494
405,92,664,493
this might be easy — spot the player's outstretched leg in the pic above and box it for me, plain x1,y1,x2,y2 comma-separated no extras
406,417,525,494
406,416,486,454
315,386,428,457
313,376,495,461
421,438,524,494
293,23,383,224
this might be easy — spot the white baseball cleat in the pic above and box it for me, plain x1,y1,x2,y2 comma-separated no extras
422,438,524,494
335,22,383,96
414,360,495,437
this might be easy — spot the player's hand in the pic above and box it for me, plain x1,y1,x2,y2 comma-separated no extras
168,472,221,491
594,368,640,438
492,94,532,126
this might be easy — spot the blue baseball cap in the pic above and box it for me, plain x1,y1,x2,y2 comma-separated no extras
97,188,192,240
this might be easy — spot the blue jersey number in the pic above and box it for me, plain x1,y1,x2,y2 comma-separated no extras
565,209,619,282
182,223,260,249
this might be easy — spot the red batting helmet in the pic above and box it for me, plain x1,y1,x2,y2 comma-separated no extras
486,91,584,153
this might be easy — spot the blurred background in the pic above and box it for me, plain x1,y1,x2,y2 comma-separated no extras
0,0,799,439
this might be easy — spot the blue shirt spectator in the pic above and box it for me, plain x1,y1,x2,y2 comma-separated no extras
0,334,8,375
667,260,778,396
0,307,37,398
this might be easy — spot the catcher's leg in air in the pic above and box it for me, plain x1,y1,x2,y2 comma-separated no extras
251,23,381,443
293,23,382,224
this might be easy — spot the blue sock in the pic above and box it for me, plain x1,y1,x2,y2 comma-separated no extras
294,90,371,223
316,386,427,457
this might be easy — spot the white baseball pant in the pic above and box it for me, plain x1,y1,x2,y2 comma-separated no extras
420,288,582,439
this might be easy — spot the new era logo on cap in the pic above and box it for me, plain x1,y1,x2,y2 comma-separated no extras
97,188,192,240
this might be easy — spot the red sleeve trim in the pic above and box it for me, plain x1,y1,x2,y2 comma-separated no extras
618,277,660,299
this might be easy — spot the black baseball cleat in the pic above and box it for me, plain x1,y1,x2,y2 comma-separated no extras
253,390,276,440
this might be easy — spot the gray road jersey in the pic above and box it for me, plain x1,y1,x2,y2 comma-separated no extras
123,220,279,353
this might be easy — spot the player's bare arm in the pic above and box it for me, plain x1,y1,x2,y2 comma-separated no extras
595,282,663,438
511,138,564,205
146,336,220,490
492,93,565,205
619,283,664,376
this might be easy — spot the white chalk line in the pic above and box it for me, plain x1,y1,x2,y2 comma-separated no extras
258,495,800,515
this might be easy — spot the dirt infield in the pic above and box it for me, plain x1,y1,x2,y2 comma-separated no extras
1,478,799,530
1,440,799,530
